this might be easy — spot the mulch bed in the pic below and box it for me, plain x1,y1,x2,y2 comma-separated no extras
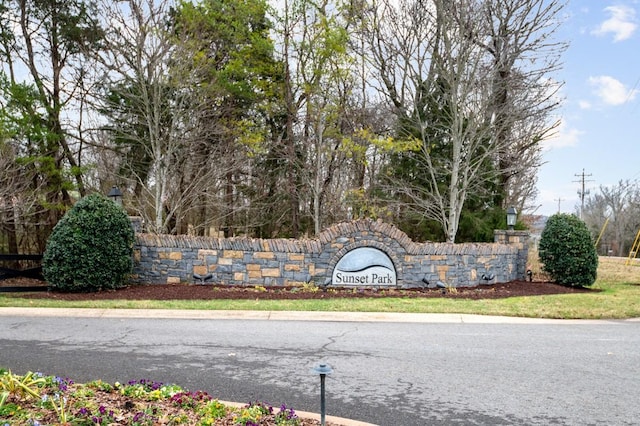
0,277,596,300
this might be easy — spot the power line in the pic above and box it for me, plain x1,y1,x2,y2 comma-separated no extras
573,169,594,219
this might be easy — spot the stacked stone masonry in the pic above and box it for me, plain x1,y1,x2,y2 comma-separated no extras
132,219,529,288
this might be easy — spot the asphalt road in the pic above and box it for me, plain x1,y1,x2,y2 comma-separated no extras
1,310,639,425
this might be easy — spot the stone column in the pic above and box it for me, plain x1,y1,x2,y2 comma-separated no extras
129,216,144,233
494,230,530,280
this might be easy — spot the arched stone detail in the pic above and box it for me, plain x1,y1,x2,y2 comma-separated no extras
319,220,409,287
316,218,416,253
327,239,403,282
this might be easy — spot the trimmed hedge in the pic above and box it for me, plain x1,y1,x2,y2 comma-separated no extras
538,213,598,287
43,193,135,292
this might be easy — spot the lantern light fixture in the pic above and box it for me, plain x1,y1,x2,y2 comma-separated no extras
107,185,123,205
506,206,517,230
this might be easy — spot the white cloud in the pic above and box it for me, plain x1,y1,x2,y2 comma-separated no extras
578,100,591,109
541,119,582,151
588,75,638,105
591,5,638,42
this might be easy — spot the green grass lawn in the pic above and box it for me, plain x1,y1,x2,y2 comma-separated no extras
2,256,639,320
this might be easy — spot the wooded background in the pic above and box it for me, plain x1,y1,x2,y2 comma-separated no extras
10,0,628,256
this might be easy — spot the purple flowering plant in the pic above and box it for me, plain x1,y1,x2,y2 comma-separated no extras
0,370,308,425
170,390,213,408
74,404,117,425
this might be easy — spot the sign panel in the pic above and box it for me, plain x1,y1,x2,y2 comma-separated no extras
332,247,396,287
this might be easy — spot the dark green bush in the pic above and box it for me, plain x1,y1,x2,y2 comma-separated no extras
538,213,598,287
43,193,135,292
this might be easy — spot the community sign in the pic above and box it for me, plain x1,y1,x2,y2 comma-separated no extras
331,247,397,287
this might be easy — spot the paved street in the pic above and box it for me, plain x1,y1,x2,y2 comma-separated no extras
1,309,639,425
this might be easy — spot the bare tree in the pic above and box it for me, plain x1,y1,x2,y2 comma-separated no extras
294,0,354,234
363,0,567,241
476,0,567,211
94,0,243,234
0,140,46,253
365,0,500,242
582,181,640,256
270,0,365,236
94,0,178,233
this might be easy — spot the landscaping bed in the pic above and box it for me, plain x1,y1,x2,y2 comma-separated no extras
0,371,326,425
0,277,595,300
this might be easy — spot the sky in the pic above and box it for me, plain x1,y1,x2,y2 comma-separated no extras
536,1,640,216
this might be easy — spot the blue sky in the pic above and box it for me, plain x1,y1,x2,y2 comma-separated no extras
536,1,640,216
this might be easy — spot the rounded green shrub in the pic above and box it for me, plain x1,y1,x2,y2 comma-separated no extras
43,193,135,292
538,213,598,287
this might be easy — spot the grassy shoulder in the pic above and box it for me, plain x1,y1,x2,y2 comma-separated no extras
1,257,639,320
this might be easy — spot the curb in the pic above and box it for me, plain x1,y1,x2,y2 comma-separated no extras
0,307,632,324
219,401,377,426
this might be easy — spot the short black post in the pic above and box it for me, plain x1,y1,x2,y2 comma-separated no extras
312,363,333,426
320,372,326,424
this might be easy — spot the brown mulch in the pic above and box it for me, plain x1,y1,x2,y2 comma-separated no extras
0,277,596,300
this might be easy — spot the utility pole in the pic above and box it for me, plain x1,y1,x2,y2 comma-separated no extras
574,169,594,219
554,198,564,213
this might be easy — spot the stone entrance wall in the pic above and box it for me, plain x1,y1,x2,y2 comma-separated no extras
132,219,529,288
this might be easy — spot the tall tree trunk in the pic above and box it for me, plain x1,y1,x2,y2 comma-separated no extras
283,0,299,237
224,169,234,237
